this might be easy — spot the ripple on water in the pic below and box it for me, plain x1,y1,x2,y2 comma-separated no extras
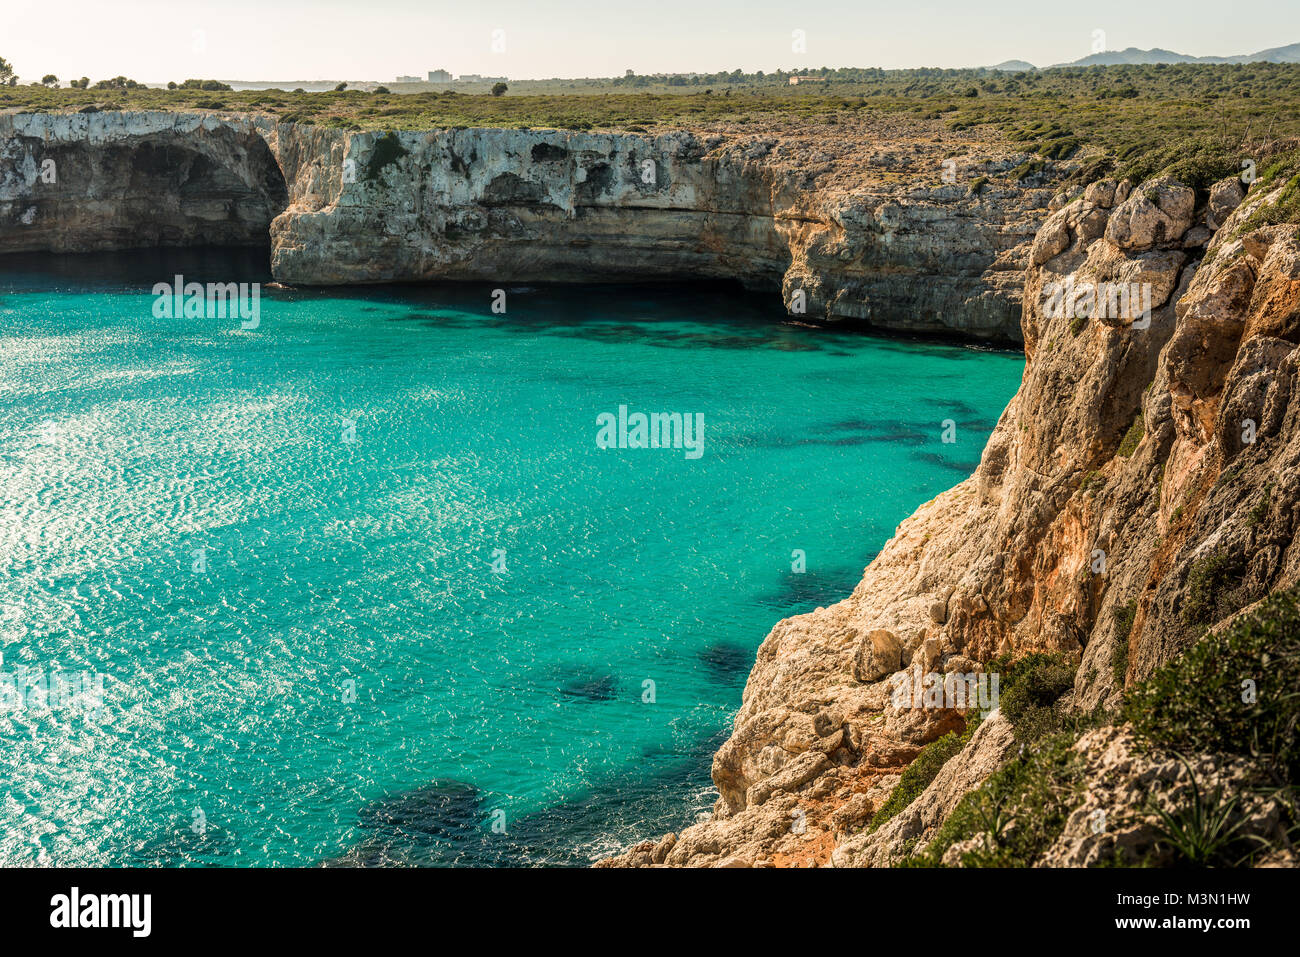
0,262,1022,865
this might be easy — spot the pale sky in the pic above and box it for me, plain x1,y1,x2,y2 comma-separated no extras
7,0,1300,83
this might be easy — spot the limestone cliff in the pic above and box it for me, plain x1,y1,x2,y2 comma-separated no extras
601,158,1300,868
0,110,1055,342
0,112,285,251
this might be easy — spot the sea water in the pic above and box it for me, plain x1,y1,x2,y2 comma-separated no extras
0,249,1022,866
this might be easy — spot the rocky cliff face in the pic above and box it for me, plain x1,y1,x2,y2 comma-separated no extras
0,112,286,252
268,118,1047,342
1,110,1054,342
600,161,1300,868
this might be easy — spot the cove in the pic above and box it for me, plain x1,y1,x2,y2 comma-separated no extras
0,249,1023,866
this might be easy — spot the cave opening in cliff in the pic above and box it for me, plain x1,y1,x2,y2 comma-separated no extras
1,126,289,269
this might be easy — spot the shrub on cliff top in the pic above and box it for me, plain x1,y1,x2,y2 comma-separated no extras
1115,135,1241,200
363,132,410,181
1236,150,1300,233
1126,587,1300,785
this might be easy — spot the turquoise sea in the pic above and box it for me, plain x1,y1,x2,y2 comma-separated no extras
0,249,1023,866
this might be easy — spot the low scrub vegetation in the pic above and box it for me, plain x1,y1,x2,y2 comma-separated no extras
901,731,1085,867
2,64,1299,193
1127,587,1300,785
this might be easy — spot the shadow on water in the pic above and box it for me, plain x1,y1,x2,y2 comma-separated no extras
754,567,869,614
738,418,934,450
127,822,241,867
697,641,754,685
912,450,985,475
493,663,625,704
0,248,1022,356
321,730,728,867
558,672,621,702
0,246,274,291
323,781,485,867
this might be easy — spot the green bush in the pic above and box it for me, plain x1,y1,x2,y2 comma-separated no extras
1247,484,1272,527
1040,136,1080,160
1236,150,1300,233
1012,158,1047,181
1115,135,1242,199
1112,599,1137,686
995,652,1078,744
1148,757,1258,866
868,713,983,832
901,731,1085,867
1117,411,1144,457
1181,552,1248,626
1126,587,1300,785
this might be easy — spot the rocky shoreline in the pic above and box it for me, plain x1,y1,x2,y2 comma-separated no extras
0,110,1058,343
601,155,1300,868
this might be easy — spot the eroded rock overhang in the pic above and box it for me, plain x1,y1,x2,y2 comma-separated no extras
0,111,1053,344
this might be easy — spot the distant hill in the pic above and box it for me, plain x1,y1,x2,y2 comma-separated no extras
1054,41,1300,68
988,60,1037,72
981,41,1300,72
1235,42,1300,64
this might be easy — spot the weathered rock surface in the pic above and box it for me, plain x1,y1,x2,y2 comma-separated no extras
0,112,286,252
0,110,1059,342
1034,726,1291,868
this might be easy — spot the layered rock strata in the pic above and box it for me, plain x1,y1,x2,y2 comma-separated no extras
1,110,1057,342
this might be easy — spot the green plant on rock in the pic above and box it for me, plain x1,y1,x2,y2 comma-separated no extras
363,131,410,182
1235,150,1300,234
993,651,1078,744
1112,599,1137,686
1012,158,1047,182
900,731,1086,867
869,712,984,832
1127,587,1300,786
1117,411,1144,457
1247,483,1273,528
1148,756,1255,866
1180,551,1248,627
